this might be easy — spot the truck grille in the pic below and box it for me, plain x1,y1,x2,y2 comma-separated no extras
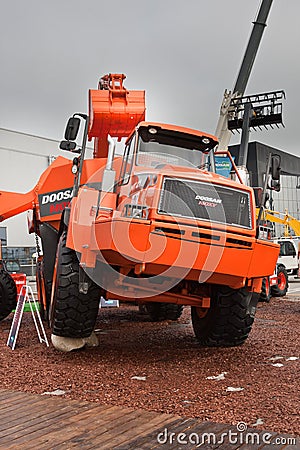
158,178,252,229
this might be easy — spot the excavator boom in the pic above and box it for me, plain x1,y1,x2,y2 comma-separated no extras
257,208,300,237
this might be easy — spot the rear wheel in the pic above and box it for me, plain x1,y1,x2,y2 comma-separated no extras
259,277,271,303
50,230,101,338
0,269,17,321
145,302,184,321
191,286,258,347
271,266,288,297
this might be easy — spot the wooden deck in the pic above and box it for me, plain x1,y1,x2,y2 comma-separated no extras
0,390,298,449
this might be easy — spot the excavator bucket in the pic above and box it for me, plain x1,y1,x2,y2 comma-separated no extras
88,73,145,157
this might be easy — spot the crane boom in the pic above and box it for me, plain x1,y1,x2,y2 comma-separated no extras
214,0,273,156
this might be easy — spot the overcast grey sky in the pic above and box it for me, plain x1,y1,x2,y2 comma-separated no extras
0,0,299,156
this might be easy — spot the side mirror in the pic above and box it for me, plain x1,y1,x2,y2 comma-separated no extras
64,117,80,141
271,154,281,180
59,140,77,151
267,177,280,192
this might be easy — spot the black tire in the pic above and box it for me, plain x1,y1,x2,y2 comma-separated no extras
271,266,289,297
50,230,101,338
145,302,184,321
191,286,258,347
0,269,17,321
259,277,271,303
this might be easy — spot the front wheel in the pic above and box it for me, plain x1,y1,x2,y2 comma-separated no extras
50,231,101,338
271,266,288,297
191,286,258,347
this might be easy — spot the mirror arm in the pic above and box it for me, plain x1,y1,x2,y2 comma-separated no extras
73,115,89,198
257,153,272,226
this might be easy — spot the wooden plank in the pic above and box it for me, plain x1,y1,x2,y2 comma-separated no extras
136,419,229,450
67,405,133,424
4,405,116,450
115,417,194,450
0,394,89,427
44,409,148,450
0,390,26,402
0,407,74,445
0,391,76,411
96,413,178,450
0,405,81,446
28,405,134,450
0,391,33,410
0,390,297,450
0,396,63,427
0,402,81,435
40,409,155,450
5,405,137,449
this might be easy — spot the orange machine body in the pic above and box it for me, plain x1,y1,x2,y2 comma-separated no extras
67,145,278,303
0,74,279,309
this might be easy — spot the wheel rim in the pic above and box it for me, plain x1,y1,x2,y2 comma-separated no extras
277,272,286,290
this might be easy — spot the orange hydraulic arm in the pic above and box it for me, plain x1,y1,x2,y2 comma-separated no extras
0,156,74,224
0,189,36,222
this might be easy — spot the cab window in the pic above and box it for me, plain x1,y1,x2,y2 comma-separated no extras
119,135,136,185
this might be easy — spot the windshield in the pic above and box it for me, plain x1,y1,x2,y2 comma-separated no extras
137,140,207,169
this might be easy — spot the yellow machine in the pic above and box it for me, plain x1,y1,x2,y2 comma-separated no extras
257,209,300,237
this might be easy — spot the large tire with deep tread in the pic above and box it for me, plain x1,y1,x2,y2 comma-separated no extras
271,266,288,297
191,286,258,347
145,302,184,321
259,277,271,303
0,269,17,321
50,231,101,338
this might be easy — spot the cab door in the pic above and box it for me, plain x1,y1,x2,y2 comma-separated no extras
278,241,297,273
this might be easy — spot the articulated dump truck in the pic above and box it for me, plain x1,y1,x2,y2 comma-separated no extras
0,73,279,351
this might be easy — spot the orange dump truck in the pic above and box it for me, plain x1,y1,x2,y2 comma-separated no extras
0,74,279,350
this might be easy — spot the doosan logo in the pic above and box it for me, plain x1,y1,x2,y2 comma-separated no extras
41,189,73,205
195,194,222,208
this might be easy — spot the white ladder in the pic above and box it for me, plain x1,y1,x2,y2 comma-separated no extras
7,285,49,350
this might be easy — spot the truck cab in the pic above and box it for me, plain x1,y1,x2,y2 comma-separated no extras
274,238,299,275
